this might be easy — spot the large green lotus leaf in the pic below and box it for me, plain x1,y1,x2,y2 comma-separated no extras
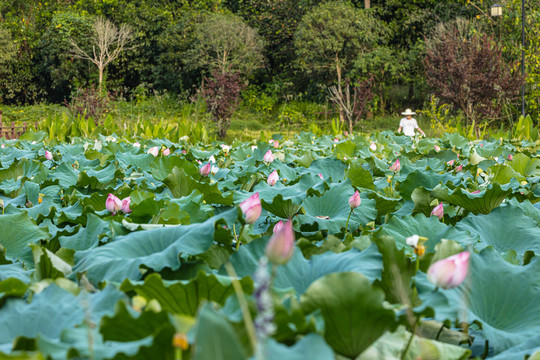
334,140,356,158
72,208,237,283
193,303,247,360
76,163,122,190
506,198,540,225
399,169,461,199
0,351,44,359
367,190,400,218
53,201,86,226
99,301,175,359
115,151,155,170
31,244,72,281
163,166,233,205
0,285,124,351
48,163,78,189
298,180,377,234
417,248,540,355
489,333,540,360
455,206,540,261
36,327,153,360
488,164,526,184
300,272,398,358
251,174,325,205
0,212,49,265
0,278,28,303
346,163,375,190
150,156,198,181
120,272,253,316
297,157,347,182
0,264,31,283
357,325,470,360
510,153,540,177
431,182,513,215
378,213,475,254
263,334,334,360
227,237,382,295
59,213,110,251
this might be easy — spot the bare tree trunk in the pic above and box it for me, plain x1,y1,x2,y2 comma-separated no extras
99,66,104,93
336,53,345,125
364,0,370,9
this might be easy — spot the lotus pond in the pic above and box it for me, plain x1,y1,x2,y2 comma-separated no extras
0,131,539,360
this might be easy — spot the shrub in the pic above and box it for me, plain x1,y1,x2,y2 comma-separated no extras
65,87,115,124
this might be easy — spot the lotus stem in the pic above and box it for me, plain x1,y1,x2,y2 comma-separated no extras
224,262,258,354
344,208,353,239
401,316,419,360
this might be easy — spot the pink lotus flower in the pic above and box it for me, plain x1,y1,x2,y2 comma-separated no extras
265,220,295,265
428,251,470,289
199,162,211,176
1,144,5,149
121,197,132,214
182,150,187,155
106,194,122,214
349,190,361,209
390,159,401,173
447,160,455,166
431,203,444,220
507,154,513,161
344,131,349,136
273,220,284,234
162,148,171,156
317,173,323,180
45,150,53,161
369,142,377,151
455,164,463,172
334,138,339,142
267,170,279,186
434,145,441,152
273,141,279,148
471,190,480,194
263,150,274,164
239,193,262,224
147,146,159,157
133,142,141,148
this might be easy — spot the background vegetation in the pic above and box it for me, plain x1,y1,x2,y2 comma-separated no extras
0,0,538,139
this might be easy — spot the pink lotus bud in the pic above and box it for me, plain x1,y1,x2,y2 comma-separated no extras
239,192,262,224
344,131,349,136
431,203,444,220
182,150,187,154
1,144,5,149
369,142,377,151
507,154,513,161
349,190,361,209
162,148,171,156
273,220,284,234
265,220,295,265
133,142,141,148
106,194,122,214
471,190,480,194
45,150,53,161
121,197,132,214
199,162,211,176
390,159,401,173
263,150,274,164
434,145,441,152
147,146,159,157
273,141,279,148
334,138,339,142
455,164,463,172
317,173,323,180
428,251,470,289
269,139,274,144
267,170,279,186
447,160,455,166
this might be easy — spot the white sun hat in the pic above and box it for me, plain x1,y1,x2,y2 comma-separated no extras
401,108,416,115
401,109,416,115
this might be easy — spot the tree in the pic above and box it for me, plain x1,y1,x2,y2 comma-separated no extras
200,70,245,138
0,25,16,64
424,19,523,131
294,2,387,121
186,13,264,77
69,16,134,92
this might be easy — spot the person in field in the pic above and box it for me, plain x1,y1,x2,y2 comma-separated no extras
397,109,425,137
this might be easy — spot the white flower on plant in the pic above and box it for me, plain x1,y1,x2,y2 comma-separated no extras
221,144,231,153
251,145,258,151
209,155,216,163
211,165,219,175
133,142,141,148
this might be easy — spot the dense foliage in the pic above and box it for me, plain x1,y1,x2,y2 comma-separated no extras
0,0,537,123
0,131,539,359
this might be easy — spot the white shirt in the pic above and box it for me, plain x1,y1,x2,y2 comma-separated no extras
399,117,419,136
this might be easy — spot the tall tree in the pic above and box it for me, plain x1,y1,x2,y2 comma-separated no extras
69,16,134,92
424,19,523,131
